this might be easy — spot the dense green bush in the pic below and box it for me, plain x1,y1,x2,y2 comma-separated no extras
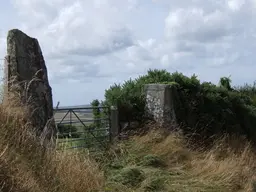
174,77,256,142
102,69,256,143
103,69,175,124
235,81,256,106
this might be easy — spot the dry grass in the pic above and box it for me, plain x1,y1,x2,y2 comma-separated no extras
1,96,256,191
112,128,256,191
0,98,104,192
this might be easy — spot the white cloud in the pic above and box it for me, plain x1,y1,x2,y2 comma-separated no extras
161,54,169,67
227,0,245,11
0,0,255,105
165,8,233,42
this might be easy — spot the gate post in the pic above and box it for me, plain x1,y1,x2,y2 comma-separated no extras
110,106,119,143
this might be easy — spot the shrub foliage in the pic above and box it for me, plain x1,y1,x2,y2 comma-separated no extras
102,69,256,143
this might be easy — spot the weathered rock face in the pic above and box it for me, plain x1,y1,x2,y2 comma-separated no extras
4,29,56,144
144,84,177,129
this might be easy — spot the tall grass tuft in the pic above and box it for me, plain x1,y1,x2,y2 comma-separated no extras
0,94,104,192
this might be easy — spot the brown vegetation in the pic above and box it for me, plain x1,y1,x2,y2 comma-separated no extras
1,99,256,191
132,129,256,191
101,127,256,191
0,99,104,192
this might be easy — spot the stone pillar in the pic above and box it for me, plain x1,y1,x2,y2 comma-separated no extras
144,84,177,128
4,29,56,146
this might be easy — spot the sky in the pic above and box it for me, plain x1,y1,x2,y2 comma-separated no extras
0,0,256,106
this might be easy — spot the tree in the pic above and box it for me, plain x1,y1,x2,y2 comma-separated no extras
219,76,232,91
91,99,101,129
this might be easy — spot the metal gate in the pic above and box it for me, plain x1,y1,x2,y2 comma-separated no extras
54,106,110,150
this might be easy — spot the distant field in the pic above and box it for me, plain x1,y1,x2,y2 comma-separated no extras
54,111,93,120
54,111,94,125
54,111,110,133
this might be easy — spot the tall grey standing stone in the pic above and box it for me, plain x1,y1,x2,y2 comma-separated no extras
4,29,56,145
144,84,178,129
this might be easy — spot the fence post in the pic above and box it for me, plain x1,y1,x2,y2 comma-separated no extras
110,106,119,143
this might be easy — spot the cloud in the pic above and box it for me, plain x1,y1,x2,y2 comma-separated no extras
162,1,256,68
0,0,254,105
165,8,232,42
14,1,135,57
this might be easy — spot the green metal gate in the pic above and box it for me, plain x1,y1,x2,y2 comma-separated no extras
54,106,110,150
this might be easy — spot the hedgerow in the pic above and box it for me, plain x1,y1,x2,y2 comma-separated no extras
102,69,256,143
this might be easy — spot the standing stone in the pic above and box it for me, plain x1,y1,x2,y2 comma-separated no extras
144,84,178,129
4,29,56,145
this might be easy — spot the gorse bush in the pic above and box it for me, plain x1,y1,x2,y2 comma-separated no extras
103,69,203,124
176,78,256,143
235,81,256,106
103,69,175,124
102,69,256,143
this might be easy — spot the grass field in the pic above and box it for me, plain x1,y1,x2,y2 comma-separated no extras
54,111,94,125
